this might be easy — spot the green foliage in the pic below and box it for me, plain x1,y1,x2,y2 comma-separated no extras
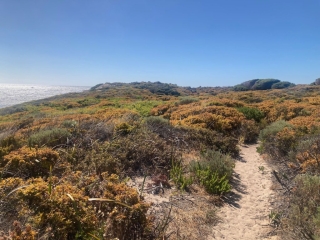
233,84,250,91
127,100,160,116
170,160,193,191
194,150,234,178
132,81,181,96
77,98,100,107
234,79,294,91
282,175,320,239
191,162,231,194
251,79,281,90
189,150,234,194
28,128,71,147
258,120,296,158
176,97,199,105
237,107,264,122
259,120,293,141
271,81,295,89
241,79,260,89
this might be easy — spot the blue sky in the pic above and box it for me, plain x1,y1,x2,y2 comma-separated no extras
0,0,319,87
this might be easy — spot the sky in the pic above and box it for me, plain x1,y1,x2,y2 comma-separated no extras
0,0,319,87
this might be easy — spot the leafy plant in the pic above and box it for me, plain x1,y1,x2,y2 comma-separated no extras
28,128,71,147
281,175,320,239
190,161,231,195
258,120,297,159
189,150,234,194
170,160,193,191
237,107,264,123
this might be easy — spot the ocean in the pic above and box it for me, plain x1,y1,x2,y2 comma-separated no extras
0,83,90,109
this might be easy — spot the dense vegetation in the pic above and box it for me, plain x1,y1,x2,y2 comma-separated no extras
1,81,320,239
233,78,295,91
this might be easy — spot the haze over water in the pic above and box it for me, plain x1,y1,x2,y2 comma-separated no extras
0,84,89,109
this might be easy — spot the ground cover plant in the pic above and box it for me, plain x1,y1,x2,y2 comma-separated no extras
1,81,320,239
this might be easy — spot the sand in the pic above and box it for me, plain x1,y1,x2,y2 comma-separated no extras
210,144,278,240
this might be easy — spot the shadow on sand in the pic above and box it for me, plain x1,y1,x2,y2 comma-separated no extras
221,171,247,209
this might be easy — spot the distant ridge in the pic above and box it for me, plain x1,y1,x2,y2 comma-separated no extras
233,79,295,91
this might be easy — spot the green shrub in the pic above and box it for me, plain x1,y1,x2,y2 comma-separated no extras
176,97,199,105
271,81,295,89
28,128,71,147
170,160,193,191
189,150,234,194
190,162,231,194
241,79,260,89
237,107,264,122
233,84,249,91
258,120,297,158
282,174,320,239
251,79,280,90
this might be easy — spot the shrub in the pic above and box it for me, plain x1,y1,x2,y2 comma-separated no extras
181,127,239,157
176,97,199,105
251,79,281,90
170,160,193,191
281,174,320,239
2,146,59,178
258,120,297,159
233,79,259,91
28,128,71,148
293,134,320,174
271,81,295,89
241,79,260,89
104,128,176,176
0,135,20,161
233,84,249,91
189,150,234,194
238,120,260,144
1,173,152,240
237,107,264,122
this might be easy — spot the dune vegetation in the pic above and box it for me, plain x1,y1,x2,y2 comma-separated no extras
1,81,320,239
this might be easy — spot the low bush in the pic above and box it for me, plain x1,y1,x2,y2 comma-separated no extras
176,97,199,105
189,150,234,194
191,162,231,194
258,120,297,159
292,134,320,174
170,160,193,191
237,107,264,123
238,120,260,144
271,81,295,89
28,128,71,148
1,146,60,178
281,174,320,239
0,173,152,240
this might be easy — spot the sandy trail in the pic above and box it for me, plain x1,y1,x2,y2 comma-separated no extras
210,144,277,240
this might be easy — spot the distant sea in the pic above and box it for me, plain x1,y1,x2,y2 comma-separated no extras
0,83,90,109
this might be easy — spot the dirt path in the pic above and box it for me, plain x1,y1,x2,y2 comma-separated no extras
210,144,277,240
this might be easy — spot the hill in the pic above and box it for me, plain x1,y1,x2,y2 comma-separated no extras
1,81,320,239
